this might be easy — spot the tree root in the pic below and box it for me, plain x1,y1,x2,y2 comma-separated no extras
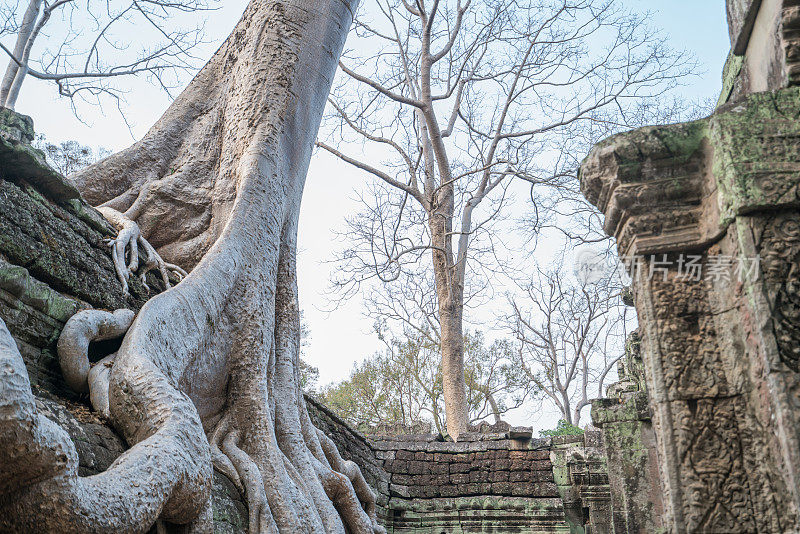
50,295,386,534
222,430,280,534
57,308,135,394
87,352,116,419
0,0,377,532
207,420,385,534
97,206,187,295
0,316,212,533
317,429,386,533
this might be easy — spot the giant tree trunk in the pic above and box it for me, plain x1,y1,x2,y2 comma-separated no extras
0,0,384,532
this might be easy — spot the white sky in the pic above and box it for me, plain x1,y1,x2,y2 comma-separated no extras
10,0,730,431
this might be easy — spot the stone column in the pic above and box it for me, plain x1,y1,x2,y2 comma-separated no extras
591,329,664,534
580,87,800,532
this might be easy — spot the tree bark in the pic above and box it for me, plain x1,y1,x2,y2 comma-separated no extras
0,0,384,532
437,300,468,438
0,0,42,108
429,183,468,439
4,0,50,109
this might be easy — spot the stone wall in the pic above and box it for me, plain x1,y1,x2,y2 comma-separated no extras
591,330,663,534
550,433,612,534
372,431,556,499
369,431,611,533
576,2,800,531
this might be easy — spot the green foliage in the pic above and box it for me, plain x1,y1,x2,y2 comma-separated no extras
539,420,584,438
320,333,440,434
299,359,319,392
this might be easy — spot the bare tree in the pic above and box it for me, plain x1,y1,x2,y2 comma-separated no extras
0,0,214,112
506,261,629,427
0,0,386,532
33,134,111,175
360,264,528,432
318,0,694,438
321,329,527,435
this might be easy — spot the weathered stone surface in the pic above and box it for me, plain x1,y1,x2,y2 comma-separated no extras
581,86,800,532
592,384,662,534
727,0,762,53
722,0,800,101
365,431,614,533
0,108,80,199
550,432,612,534
0,176,161,310
508,426,533,439
386,496,570,533
0,109,243,533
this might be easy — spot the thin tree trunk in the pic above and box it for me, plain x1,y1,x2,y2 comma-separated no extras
486,392,502,424
427,172,468,438
561,389,573,426
0,0,42,108
5,0,49,109
439,300,468,438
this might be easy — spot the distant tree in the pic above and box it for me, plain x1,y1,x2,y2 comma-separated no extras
299,359,320,393
0,0,216,112
320,0,695,438
320,329,529,435
539,419,584,438
506,260,630,427
298,311,319,392
320,349,414,432
34,134,111,176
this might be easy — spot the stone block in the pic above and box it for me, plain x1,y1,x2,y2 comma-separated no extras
395,449,415,461
407,460,426,475
430,462,449,475
491,482,512,495
450,462,470,473
508,426,533,439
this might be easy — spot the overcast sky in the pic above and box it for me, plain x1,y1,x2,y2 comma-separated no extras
10,0,730,430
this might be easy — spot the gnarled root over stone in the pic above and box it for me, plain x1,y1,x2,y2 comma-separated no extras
317,428,384,530
0,0,382,531
57,308,138,419
57,308,135,394
97,206,187,296
0,316,212,533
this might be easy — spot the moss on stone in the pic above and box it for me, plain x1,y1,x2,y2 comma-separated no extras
711,87,800,222
717,52,744,108
0,259,80,323
0,108,34,144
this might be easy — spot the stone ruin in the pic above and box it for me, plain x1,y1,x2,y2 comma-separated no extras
0,0,798,532
0,107,612,533
582,0,800,531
